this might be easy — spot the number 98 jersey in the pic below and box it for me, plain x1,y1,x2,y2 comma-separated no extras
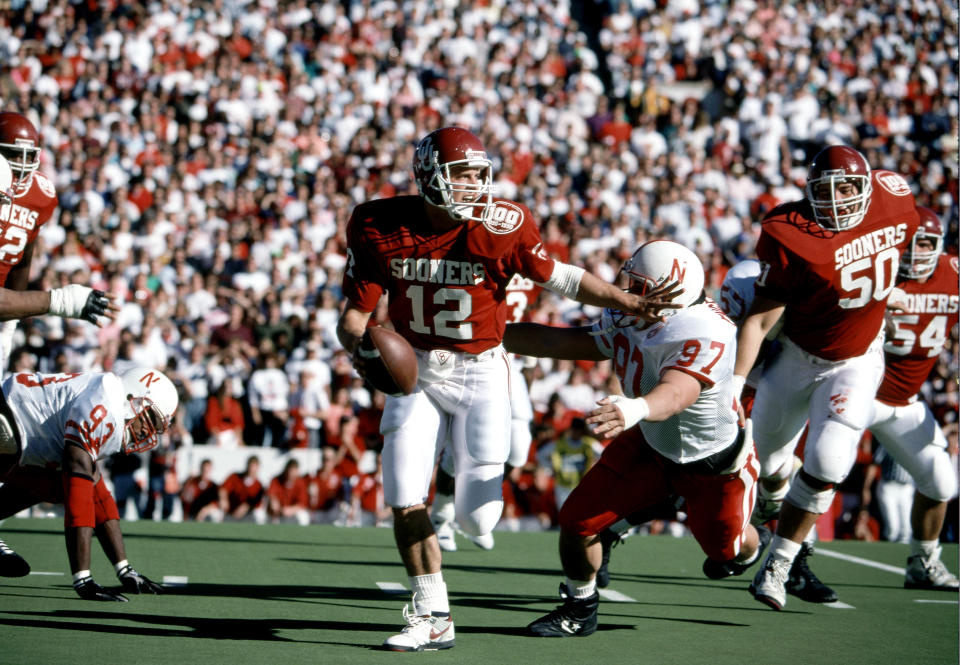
591,299,740,464
342,195,555,354
3,372,126,468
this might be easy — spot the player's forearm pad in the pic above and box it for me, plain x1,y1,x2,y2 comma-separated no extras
542,262,585,300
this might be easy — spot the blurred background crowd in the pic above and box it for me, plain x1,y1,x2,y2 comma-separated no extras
1,0,957,541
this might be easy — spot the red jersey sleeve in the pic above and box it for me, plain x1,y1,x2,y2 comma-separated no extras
341,206,386,312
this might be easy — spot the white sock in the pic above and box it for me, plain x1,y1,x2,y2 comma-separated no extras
411,572,450,615
431,493,455,525
911,539,939,559
564,577,596,599
768,536,802,564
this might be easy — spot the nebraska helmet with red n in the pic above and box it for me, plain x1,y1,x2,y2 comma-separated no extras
413,126,493,222
805,145,873,231
118,367,179,454
0,112,41,191
899,206,944,279
610,239,706,328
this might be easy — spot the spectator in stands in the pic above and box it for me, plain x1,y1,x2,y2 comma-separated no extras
308,446,346,525
248,342,291,448
536,417,604,509
205,380,245,448
220,456,266,523
268,458,310,526
180,459,221,522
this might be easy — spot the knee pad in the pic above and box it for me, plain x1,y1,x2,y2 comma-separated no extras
914,449,958,503
785,471,836,514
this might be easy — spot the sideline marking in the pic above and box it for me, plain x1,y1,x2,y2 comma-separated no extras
162,576,189,586
815,549,905,575
29,571,64,576
599,589,636,602
377,582,408,594
824,601,855,609
915,599,958,605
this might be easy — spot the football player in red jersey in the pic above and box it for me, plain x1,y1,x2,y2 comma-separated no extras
0,116,117,370
734,145,921,610
868,207,959,590
0,367,177,599
336,126,679,651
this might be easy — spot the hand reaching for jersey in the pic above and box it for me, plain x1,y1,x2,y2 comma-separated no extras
623,279,685,323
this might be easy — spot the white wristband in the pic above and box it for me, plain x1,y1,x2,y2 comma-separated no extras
607,395,650,430
731,374,746,398
48,285,92,318
114,559,129,574
542,262,585,299
73,569,91,583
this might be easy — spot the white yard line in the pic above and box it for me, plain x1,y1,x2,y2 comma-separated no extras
914,599,958,604
598,588,636,602
376,581,408,594
162,576,189,586
824,601,856,609
815,548,906,575
28,571,64,576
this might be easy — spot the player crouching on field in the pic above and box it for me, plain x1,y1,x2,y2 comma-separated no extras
0,367,177,600
505,240,770,637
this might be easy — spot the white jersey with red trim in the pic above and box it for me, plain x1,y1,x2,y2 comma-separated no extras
3,371,126,469
592,298,740,463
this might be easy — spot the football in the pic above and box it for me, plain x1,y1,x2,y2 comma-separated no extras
357,326,418,395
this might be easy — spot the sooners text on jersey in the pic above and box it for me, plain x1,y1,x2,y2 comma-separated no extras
591,299,739,463
342,196,555,354
755,170,920,361
3,372,126,468
0,172,57,286
878,254,959,406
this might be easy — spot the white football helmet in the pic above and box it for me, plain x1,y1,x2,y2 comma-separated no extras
611,239,706,327
119,367,179,453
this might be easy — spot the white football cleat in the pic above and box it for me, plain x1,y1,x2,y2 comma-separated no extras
905,550,960,591
749,555,792,610
383,605,455,651
434,520,457,552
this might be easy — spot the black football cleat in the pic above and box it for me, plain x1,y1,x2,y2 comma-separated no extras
786,543,838,603
0,539,30,577
527,584,599,637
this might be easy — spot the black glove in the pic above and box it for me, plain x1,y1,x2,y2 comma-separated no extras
73,575,129,602
80,290,111,325
117,564,164,594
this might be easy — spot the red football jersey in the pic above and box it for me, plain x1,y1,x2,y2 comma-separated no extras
0,171,57,286
342,195,556,354
755,170,919,361
877,255,959,406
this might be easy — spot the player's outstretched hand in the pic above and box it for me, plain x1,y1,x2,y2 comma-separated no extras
73,575,129,602
49,285,120,326
624,279,684,323
118,564,164,594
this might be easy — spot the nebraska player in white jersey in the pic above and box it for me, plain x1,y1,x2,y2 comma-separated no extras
869,207,959,590
736,145,920,610
336,127,678,651
506,240,767,638
0,368,177,599
430,272,542,552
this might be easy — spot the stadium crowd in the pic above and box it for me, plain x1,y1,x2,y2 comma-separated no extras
0,0,956,538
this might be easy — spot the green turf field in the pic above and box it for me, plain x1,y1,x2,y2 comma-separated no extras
0,518,956,664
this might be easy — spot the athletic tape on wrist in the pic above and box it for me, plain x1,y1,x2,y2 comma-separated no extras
607,395,650,430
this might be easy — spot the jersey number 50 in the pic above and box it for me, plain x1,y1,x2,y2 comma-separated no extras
838,247,899,309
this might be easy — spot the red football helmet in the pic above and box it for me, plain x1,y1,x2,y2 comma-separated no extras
413,126,493,222
900,206,944,279
805,145,873,231
0,112,41,191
